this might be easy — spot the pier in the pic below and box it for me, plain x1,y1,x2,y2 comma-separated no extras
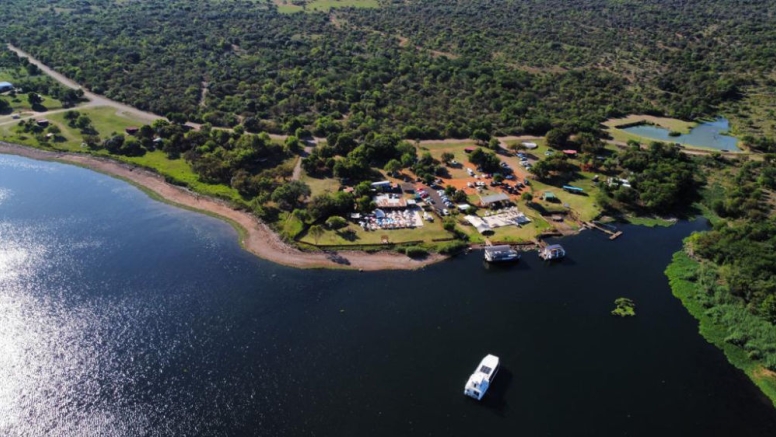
584,221,623,240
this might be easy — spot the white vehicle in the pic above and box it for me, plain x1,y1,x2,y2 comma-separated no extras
467,168,475,176
464,354,500,400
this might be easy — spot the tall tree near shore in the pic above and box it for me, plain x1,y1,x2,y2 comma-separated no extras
308,224,324,245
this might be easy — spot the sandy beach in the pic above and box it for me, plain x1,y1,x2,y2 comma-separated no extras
0,142,447,271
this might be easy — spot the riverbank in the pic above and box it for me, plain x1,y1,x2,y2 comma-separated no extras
666,251,776,408
0,142,446,271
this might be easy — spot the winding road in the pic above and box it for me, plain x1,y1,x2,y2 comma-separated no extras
6,44,167,125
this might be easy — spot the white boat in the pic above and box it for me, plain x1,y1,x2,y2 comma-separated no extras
463,354,500,400
539,244,566,260
483,245,520,263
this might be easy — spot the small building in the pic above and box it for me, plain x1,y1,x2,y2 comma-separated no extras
562,149,578,157
125,127,139,135
607,177,632,189
374,194,408,209
522,142,538,149
371,180,392,192
0,82,13,93
36,119,49,127
562,185,585,194
457,204,473,212
542,191,558,202
479,193,510,207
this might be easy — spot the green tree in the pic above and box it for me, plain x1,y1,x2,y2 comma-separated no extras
441,152,455,164
271,181,311,211
384,159,401,176
472,128,490,145
27,92,42,107
545,128,568,149
325,215,348,230
308,224,325,245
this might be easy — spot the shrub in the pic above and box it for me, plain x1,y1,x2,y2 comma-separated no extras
325,215,348,230
404,246,429,258
439,241,468,255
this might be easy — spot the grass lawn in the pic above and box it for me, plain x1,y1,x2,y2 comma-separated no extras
456,215,549,244
51,107,142,137
0,68,66,113
1,106,153,154
299,215,453,246
528,175,601,222
118,151,240,202
0,105,244,202
301,171,340,197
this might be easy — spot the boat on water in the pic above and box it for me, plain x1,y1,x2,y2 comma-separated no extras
464,354,500,400
483,245,520,263
539,244,566,261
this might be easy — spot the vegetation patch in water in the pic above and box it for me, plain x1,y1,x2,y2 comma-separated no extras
611,298,636,317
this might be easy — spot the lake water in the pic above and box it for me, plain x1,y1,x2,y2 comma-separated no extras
1,154,775,436
621,117,741,151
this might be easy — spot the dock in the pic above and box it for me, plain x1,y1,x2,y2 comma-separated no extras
584,221,623,240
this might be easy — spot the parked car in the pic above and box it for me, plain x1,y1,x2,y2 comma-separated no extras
505,175,515,180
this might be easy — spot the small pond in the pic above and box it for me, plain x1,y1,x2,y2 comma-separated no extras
620,117,741,151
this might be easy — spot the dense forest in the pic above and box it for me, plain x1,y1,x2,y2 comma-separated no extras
3,0,775,139
672,154,776,373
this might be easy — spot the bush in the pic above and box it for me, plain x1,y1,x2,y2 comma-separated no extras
404,246,429,258
325,215,348,230
439,240,468,255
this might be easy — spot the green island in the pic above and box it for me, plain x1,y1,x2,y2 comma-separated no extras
2,0,776,407
611,298,636,317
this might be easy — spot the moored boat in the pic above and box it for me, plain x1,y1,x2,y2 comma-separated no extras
539,244,566,261
463,354,500,400
483,245,520,263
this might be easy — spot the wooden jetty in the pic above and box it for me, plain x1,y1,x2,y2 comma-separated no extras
583,221,623,240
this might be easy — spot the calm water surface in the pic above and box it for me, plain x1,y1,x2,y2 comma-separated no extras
1,154,775,436
622,117,741,151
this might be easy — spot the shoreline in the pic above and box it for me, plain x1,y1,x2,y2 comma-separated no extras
666,252,776,408
0,142,447,271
